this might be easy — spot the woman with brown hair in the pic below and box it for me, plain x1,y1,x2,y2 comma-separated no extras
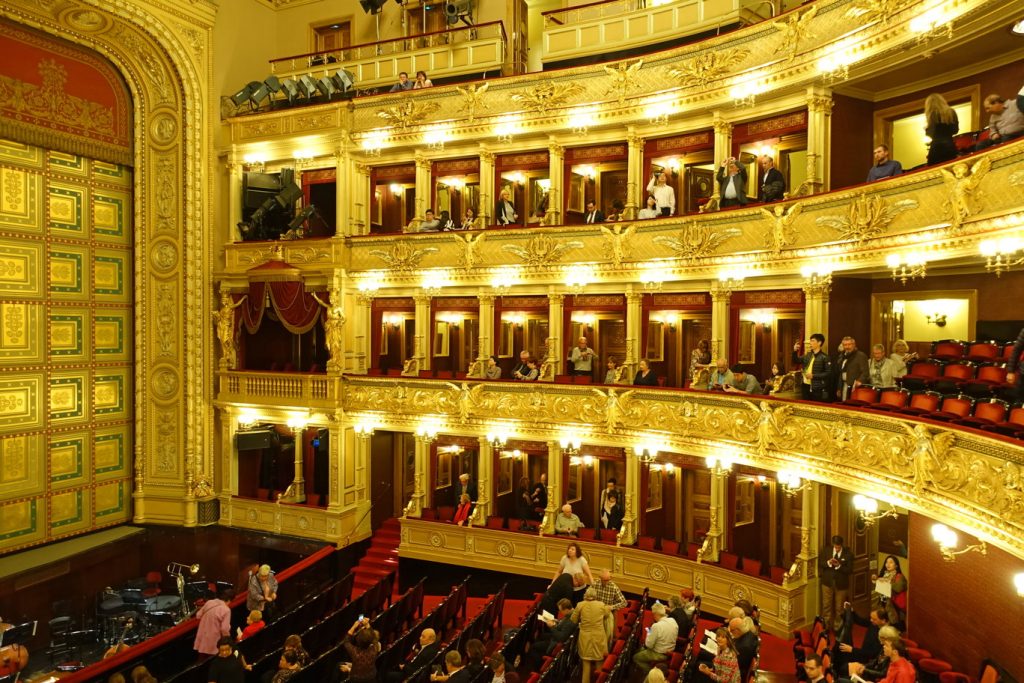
924,93,959,165
698,627,741,683
552,542,595,586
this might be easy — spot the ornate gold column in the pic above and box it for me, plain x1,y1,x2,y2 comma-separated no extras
476,436,494,521
469,292,495,378
542,440,564,534
354,288,373,374
709,282,732,363
406,433,434,517
803,276,831,346
545,291,564,380
479,148,495,226
806,87,834,194
625,128,645,220
353,162,371,235
335,135,352,235
404,293,432,376
700,467,729,562
327,413,345,514
546,140,564,226
280,421,307,504
227,146,243,241
619,447,640,546
712,112,733,167
413,152,432,230
788,482,820,617
624,287,643,379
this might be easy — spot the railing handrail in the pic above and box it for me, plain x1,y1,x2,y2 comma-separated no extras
270,20,506,68
541,0,637,19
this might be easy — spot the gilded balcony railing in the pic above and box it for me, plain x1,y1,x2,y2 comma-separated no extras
217,371,341,408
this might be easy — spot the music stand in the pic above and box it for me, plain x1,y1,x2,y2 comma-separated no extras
0,621,36,647
67,629,99,661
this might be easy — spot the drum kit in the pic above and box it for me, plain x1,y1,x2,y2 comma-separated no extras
95,587,182,647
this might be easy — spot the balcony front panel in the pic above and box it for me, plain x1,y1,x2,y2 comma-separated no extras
400,517,807,636
217,371,341,410
345,377,1024,560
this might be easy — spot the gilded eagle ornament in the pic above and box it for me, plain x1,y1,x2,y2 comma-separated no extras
603,60,644,105
772,5,818,62
669,50,749,89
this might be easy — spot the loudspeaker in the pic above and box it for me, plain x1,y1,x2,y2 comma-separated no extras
236,429,273,450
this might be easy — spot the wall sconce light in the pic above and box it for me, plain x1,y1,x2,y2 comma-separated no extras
358,277,382,299
925,312,948,327
502,313,525,327
362,130,388,157
537,178,551,192
491,267,518,299
560,434,582,457
779,470,810,497
644,98,674,126
486,430,509,450
354,420,377,438
423,124,450,151
500,448,523,460
293,149,316,168
389,183,403,197
887,252,927,285
568,108,595,136
416,419,440,441
1014,572,1024,597
438,444,464,455
853,494,899,527
801,264,833,288
909,6,954,40
494,114,522,144
817,37,859,84
286,413,309,432
565,264,593,301
705,454,733,475
729,72,768,107
382,314,403,328
717,267,748,291
237,410,260,430
633,444,659,465
242,153,267,173
421,270,450,297
980,237,1024,277
931,523,986,562
574,164,597,181
502,172,525,186
756,474,769,489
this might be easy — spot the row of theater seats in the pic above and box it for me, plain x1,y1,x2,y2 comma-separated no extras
793,615,1007,683
841,388,1024,439
421,511,790,585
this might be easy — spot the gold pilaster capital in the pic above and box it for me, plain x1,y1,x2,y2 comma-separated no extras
479,149,495,165
477,292,496,306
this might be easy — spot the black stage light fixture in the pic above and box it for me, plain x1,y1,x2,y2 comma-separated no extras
297,75,318,98
445,0,472,25
360,0,387,13
315,76,337,98
275,182,304,209
229,81,258,107
330,69,356,93
249,82,272,108
280,78,300,103
264,75,282,94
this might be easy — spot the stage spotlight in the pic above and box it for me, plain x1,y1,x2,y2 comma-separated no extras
316,76,337,98
330,69,356,93
264,76,282,94
297,75,318,98
445,0,472,25
276,182,303,209
280,79,300,103
229,81,259,107
249,82,272,108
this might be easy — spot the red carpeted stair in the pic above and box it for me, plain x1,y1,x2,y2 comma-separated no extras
352,517,401,596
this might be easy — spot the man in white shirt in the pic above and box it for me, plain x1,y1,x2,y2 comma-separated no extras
553,504,582,536
632,601,678,675
646,171,676,216
976,92,1024,149
568,336,595,377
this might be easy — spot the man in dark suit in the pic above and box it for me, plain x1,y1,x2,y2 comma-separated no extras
523,599,577,671
819,535,853,631
511,350,531,381
583,200,605,224
836,606,888,673
757,155,785,203
728,617,759,679
457,473,478,504
384,628,439,683
834,336,870,401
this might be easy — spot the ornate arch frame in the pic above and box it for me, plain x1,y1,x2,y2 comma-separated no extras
0,0,214,526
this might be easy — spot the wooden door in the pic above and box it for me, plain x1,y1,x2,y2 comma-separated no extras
370,432,397,529
314,21,350,54
685,167,715,214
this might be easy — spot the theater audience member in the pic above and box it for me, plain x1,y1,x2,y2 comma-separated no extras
866,145,903,182
728,617,759,678
875,639,915,683
524,599,577,671
573,587,612,683
195,587,233,655
977,92,1024,149
697,628,740,683
647,171,676,216
496,189,518,225
488,653,519,683
583,200,605,224
417,209,441,232
669,588,697,635
485,355,501,380
248,565,278,618
592,569,627,615
820,534,853,630
431,650,470,683
272,650,302,683
389,72,413,92
846,626,901,681
690,340,711,376
1006,324,1024,394
859,344,899,389
632,602,678,676
131,666,157,683
531,473,547,515
207,637,250,683
763,361,785,394
341,617,379,683
599,492,623,532
553,541,594,586
757,156,785,203
872,555,907,629
511,351,531,380
238,609,264,640
604,356,619,384
457,473,477,504
453,493,473,526
283,634,310,667
834,336,869,401
633,359,659,386
519,358,539,381
889,340,916,378
717,157,748,207
637,195,661,219
437,209,455,231
460,208,477,230
804,654,826,683
515,477,534,530
795,334,832,401
553,504,583,537
924,93,959,165
708,358,734,390
540,572,583,615
599,478,621,518
646,671,667,683
606,199,624,221
569,336,595,377
724,365,761,394
384,628,438,683
837,607,888,671
464,639,487,678
109,675,126,683
413,70,433,89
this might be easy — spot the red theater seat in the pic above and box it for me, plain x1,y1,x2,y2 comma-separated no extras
929,362,975,394
981,405,1024,438
929,395,974,422
899,390,942,416
965,340,999,363
661,539,680,556
871,387,910,411
901,360,943,390
955,398,1009,429
930,339,965,361
843,386,879,407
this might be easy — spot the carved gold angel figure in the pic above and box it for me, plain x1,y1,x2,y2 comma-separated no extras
213,291,246,369
603,59,644,105
760,202,803,255
941,156,991,232
772,5,818,61
313,289,345,371
600,222,637,267
746,400,793,454
904,422,955,491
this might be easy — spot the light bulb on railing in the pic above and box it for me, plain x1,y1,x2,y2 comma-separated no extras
931,523,958,548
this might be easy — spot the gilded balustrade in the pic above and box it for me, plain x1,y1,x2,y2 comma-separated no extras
399,517,808,637
342,377,1024,561
217,371,341,409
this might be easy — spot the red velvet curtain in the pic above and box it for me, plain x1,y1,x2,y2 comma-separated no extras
236,281,322,335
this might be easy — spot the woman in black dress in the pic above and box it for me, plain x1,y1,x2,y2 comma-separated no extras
633,359,659,386
924,93,959,165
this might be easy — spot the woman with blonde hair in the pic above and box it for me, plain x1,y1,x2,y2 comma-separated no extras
889,339,916,378
924,93,959,165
